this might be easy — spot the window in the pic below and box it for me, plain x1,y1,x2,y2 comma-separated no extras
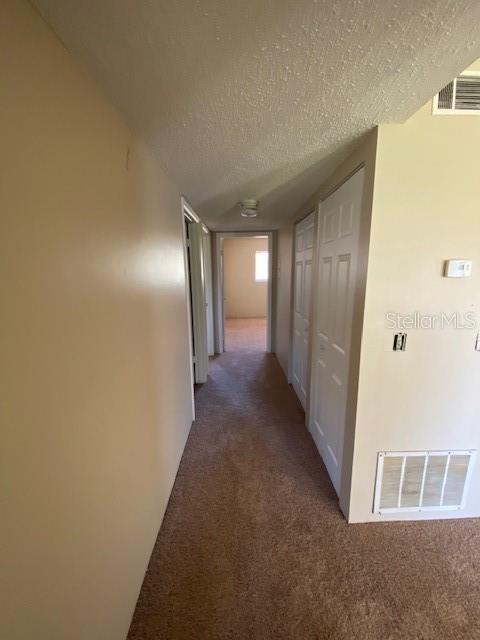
255,250,268,282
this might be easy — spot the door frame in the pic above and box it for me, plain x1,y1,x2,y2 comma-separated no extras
203,232,215,356
213,231,274,354
182,197,210,387
188,221,209,383
181,197,196,418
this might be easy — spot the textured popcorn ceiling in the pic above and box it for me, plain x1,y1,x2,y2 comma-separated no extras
33,0,480,230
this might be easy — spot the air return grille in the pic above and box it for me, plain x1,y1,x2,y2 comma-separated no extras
374,450,476,515
433,74,480,114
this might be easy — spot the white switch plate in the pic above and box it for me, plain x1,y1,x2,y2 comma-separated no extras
444,259,472,278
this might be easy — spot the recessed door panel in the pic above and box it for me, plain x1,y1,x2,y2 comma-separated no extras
304,226,315,249
294,262,303,313
293,330,303,387
340,202,354,237
318,257,333,337
323,208,337,243
303,259,313,318
332,254,351,352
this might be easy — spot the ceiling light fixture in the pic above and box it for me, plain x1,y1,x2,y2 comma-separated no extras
240,199,259,218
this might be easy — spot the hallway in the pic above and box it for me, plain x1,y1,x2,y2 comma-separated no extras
5,3,480,638
128,328,480,640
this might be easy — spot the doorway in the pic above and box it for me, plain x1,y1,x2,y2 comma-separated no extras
213,232,273,353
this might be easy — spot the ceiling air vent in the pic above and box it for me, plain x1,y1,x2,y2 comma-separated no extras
433,73,480,114
374,450,476,515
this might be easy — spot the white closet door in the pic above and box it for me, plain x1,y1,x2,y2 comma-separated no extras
309,168,364,494
292,212,315,410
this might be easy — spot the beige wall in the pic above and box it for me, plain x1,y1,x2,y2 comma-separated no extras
348,71,480,522
223,237,268,318
1,2,193,639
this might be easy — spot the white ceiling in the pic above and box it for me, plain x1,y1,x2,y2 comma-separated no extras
33,0,480,230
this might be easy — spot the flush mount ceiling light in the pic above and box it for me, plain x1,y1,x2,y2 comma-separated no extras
240,199,259,218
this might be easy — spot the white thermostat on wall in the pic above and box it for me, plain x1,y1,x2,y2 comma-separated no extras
444,259,472,278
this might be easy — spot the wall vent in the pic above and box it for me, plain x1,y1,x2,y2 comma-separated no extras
374,450,476,515
433,72,480,115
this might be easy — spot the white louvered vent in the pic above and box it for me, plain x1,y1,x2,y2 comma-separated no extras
374,450,476,515
433,72,480,114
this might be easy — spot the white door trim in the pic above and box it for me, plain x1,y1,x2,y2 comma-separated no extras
189,221,209,383
213,231,274,354
180,197,196,419
183,198,201,223
182,197,209,385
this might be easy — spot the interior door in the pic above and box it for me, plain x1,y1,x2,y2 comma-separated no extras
202,229,214,356
309,168,365,494
187,221,209,383
292,212,315,410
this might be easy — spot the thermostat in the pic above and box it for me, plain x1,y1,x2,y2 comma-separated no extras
444,259,472,278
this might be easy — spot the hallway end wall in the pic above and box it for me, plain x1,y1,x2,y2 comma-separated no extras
1,1,193,639
223,236,268,318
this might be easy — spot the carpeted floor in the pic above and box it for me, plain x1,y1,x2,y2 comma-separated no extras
225,317,267,351
128,322,480,640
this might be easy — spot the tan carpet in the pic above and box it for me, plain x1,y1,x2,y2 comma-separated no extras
128,323,480,640
225,317,266,351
